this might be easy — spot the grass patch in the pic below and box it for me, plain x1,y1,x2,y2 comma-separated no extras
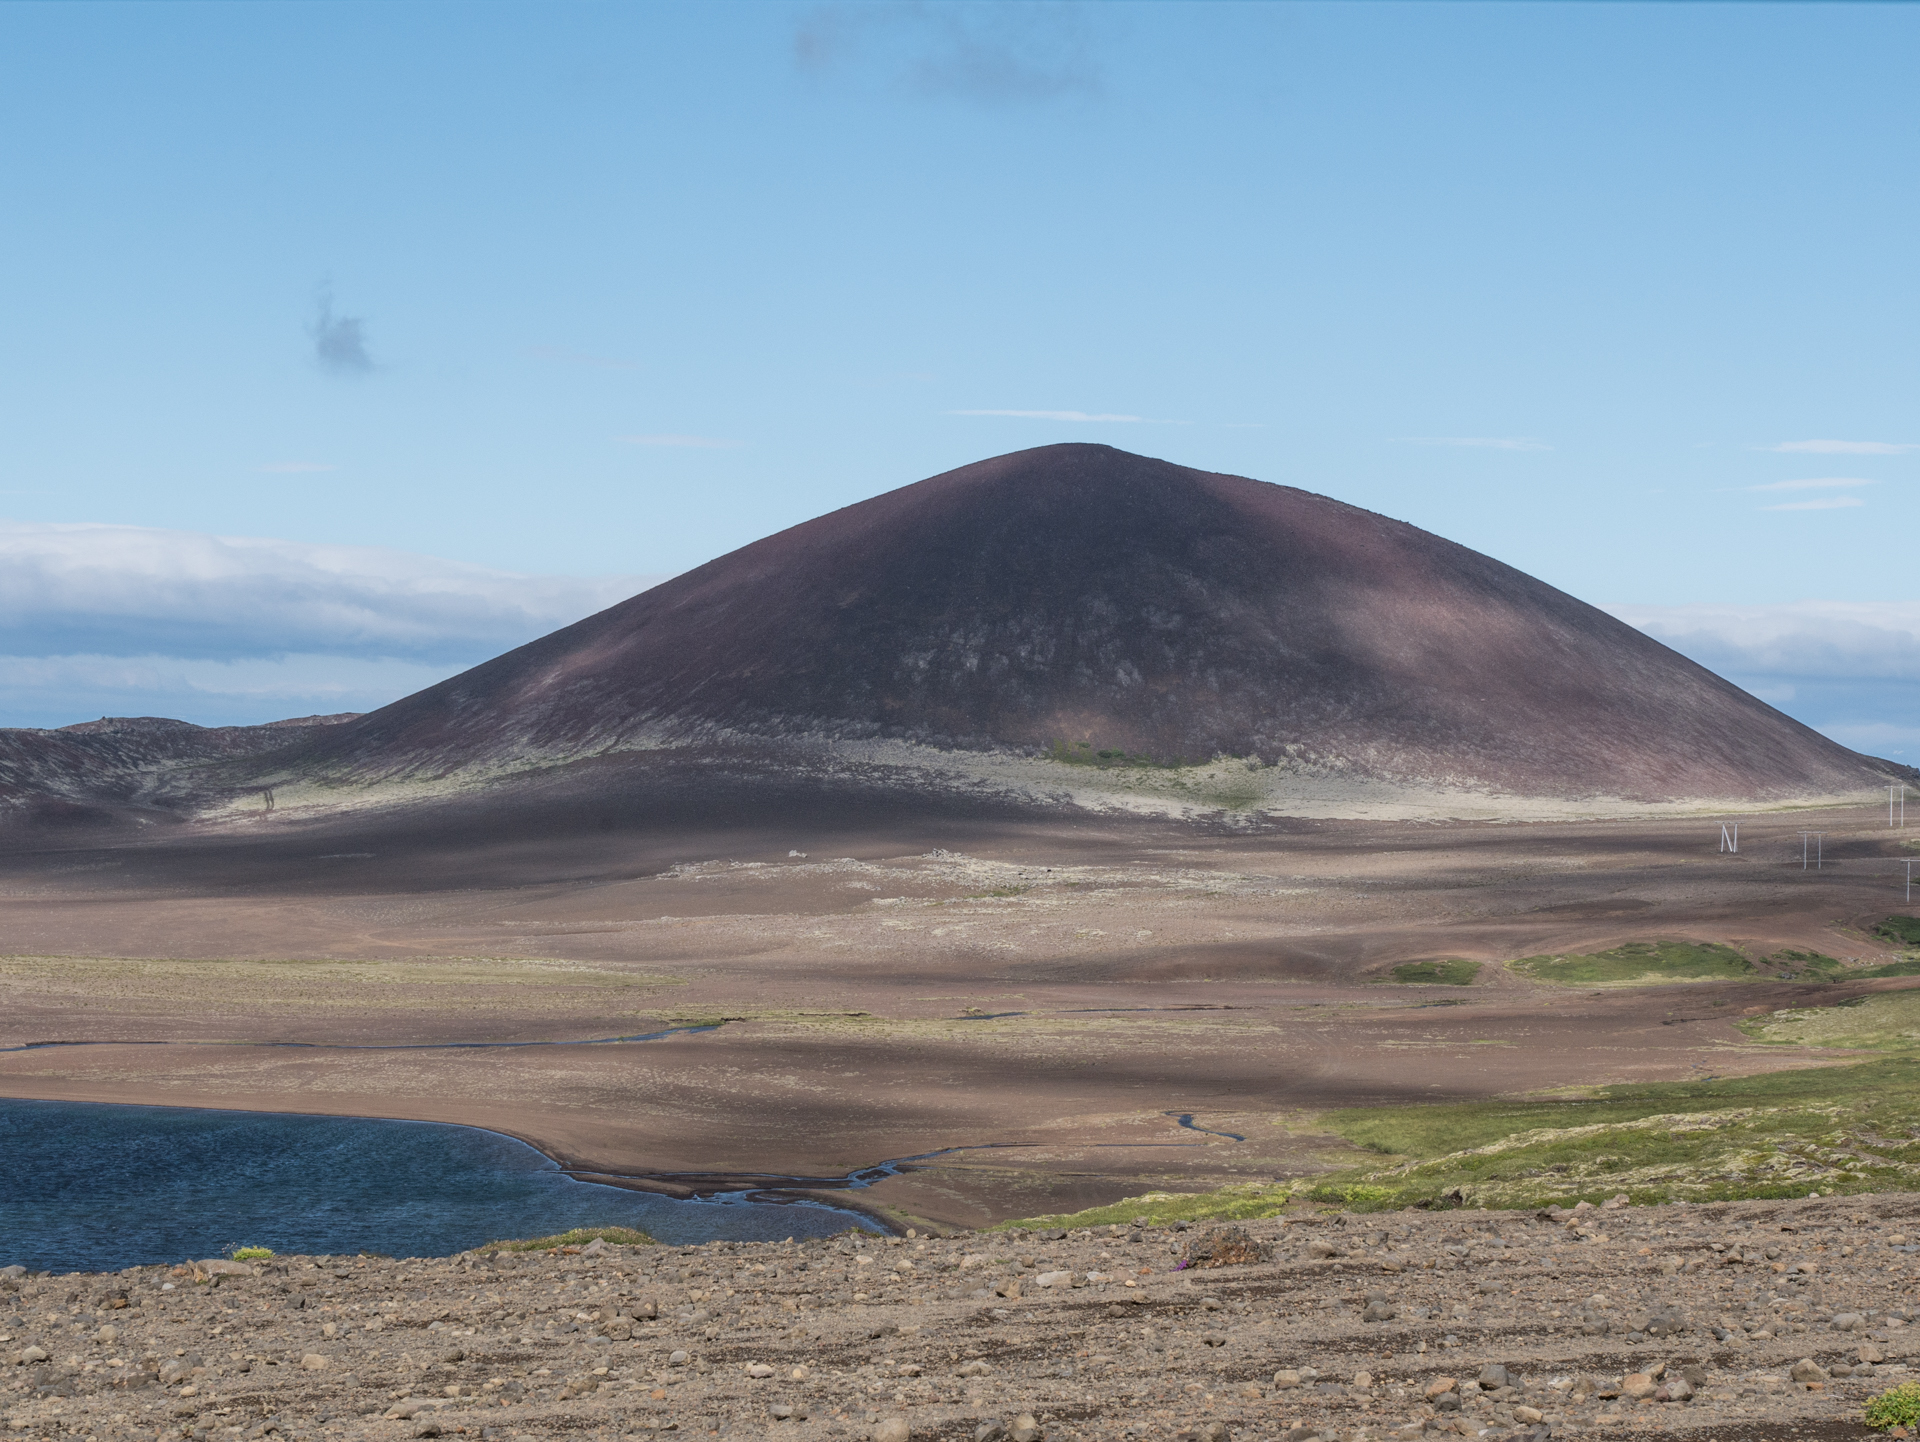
1046,739,1197,770
1865,1382,1920,1431
964,887,1030,899
1510,940,1756,986
480,1225,656,1252
1381,960,1481,986
1739,989,1920,1050
1766,949,1848,982
230,1247,274,1260
1006,1054,1920,1226
993,1182,1305,1232
1875,915,1920,948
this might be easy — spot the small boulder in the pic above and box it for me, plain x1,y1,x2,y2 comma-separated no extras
1010,1417,1044,1442
1832,1312,1867,1332
874,1418,911,1442
301,1354,329,1371
1790,1359,1829,1384
1363,1298,1397,1323
1621,1373,1657,1400
1478,1364,1511,1390
1182,1226,1270,1269
1033,1270,1074,1289
17,1346,48,1365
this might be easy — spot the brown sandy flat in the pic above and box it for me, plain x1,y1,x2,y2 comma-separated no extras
3,798,1917,1227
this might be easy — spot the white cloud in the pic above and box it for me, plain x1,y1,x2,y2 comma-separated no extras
1605,600,1920,681
1762,440,1918,455
0,523,667,728
1404,437,1551,452
1763,496,1866,511
0,521,660,664
950,409,1145,423
617,434,743,449
1748,477,1876,492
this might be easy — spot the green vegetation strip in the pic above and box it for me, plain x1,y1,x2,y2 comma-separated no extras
480,1225,656,1251
1383,959,1481,986
1510,940,1755,986
1009,1054,1920,1228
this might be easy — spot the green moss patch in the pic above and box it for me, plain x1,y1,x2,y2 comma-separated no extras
1008,1054,1920,1226
1047,739,1188,769
1382,959,1481,986
1739,989,1920,1050
1510,940,1756,986
1874,915,1920,948
480,1225,656,1252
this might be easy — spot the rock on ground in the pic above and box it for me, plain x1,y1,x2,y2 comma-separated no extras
4,1193,1920,1442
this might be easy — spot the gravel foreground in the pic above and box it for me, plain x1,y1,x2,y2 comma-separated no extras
6,1194,1919,1442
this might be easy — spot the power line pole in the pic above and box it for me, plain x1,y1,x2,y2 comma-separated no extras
1799,831,1825,871
1719,823,1739,853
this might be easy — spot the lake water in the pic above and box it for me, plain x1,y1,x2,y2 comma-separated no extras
0,1099,878,1274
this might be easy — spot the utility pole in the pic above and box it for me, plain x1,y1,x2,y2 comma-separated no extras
1719,823,1739,853
1799,831,1825,871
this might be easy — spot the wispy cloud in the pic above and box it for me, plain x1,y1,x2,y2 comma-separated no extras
794,2,1099,105
618,434,743,449
1607,600,1920,681
1763,496,1866,512
0,522,661,666
950,409,1145,423
1404,436,1551,452
258,462,337,475
1748,477,1876,493
1762,439,1918,455
307,284,374,376
1608,600,1920,758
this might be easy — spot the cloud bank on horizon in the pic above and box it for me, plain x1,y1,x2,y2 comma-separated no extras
1607,600,1920,758
0,522,661,729
2,516,1914,763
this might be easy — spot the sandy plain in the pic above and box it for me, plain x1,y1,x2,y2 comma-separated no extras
4,782,1919,1231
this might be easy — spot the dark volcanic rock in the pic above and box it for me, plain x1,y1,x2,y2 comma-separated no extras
289,443,1889,802
0,713,358,827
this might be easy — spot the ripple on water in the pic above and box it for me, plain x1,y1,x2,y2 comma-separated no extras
0,1099,878,1274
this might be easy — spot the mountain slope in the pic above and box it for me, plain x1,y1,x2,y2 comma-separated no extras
270,444,1885,805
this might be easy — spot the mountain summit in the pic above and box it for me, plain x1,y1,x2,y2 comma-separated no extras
286,443,1882,804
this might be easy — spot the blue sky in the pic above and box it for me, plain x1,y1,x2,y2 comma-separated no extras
2,2,1916,749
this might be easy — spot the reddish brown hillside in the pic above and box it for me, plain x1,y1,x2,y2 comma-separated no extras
284,444,1887,802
